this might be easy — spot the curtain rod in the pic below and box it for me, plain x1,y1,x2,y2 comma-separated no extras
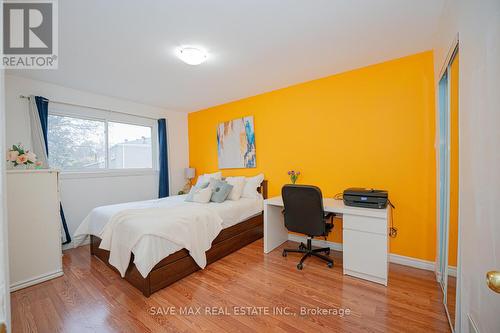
19,95,160,121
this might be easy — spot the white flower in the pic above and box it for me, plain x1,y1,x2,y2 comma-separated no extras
26,151,37,162
7,150,19,162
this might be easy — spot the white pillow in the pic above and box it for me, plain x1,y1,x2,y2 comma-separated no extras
185,186,212,203
195,171,222,187
225,176,246,200
242,173,265,199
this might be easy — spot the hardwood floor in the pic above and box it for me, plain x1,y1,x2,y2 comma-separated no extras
11,240,450,333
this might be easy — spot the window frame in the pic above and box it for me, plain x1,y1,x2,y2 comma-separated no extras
48,104,158,177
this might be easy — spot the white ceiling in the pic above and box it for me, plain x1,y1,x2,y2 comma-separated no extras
9,0,445,112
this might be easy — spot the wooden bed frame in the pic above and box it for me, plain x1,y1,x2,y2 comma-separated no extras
90,180,268,297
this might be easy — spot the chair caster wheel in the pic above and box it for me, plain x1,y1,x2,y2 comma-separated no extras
297,263,303,270
325,250,330,255
327,262,333,268
299,243,306,250
282,250,287,257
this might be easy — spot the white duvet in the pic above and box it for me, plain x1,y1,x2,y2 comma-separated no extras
74,195,263,278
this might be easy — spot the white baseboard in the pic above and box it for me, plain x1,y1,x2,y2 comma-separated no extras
10,269,64,292
389,253,435,271
436,270,442,282
435,266,457,282
287,234,437,272
287,234,343,251
62,242,73,251
62,236,90,251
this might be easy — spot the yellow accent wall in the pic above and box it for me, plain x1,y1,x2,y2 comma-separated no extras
448,53,459,267
188,51,436,261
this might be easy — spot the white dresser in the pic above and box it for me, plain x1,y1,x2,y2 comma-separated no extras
6,169,63,291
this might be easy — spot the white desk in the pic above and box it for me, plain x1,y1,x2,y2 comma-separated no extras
264,196,390,285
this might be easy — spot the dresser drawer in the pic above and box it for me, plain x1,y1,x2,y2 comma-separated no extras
343,214,387,235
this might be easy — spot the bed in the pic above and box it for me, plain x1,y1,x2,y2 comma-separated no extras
77,180,267,297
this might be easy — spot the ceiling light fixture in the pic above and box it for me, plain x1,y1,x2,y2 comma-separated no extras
175,46,208,65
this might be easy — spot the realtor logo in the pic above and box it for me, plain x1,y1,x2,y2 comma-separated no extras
2,0,58,69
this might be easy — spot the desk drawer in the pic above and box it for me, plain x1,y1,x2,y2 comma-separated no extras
343,214,387,235
343,229,388,282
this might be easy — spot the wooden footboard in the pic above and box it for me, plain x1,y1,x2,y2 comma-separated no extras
90,213,263,297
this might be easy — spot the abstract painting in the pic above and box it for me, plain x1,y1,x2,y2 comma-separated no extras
217,116,256,169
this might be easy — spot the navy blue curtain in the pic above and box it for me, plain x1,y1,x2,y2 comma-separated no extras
34,97,49,154
34,96,72,245
158,118,169,198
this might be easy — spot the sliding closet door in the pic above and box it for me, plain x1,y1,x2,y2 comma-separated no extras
437,71,450,290
437,45,460,332
447,52,459,331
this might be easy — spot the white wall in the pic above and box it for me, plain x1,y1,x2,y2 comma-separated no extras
5,75,189,248
433,1,500,332
1,70,11,329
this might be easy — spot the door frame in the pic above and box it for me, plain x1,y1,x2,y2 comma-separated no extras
0,67,10,330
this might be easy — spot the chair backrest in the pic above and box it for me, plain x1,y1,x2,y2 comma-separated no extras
282,184,326,236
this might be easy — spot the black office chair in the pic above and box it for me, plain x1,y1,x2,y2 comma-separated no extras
281,184,334,270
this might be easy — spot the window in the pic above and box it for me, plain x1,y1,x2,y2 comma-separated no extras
108,122,152,169
48,115,106,170
48,112,155,172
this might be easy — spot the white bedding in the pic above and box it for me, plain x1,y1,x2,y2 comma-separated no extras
74,195,263,277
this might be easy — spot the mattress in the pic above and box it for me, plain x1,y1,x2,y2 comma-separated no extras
74,194,263,277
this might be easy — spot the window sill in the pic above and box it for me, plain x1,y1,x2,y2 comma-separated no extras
59,169,158,180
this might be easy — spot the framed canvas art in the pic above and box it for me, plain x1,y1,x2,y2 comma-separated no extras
217,116,256,169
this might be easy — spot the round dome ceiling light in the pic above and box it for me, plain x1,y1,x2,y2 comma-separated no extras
176,46,208,65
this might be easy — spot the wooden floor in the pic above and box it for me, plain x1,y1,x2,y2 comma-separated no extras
11,240,450,333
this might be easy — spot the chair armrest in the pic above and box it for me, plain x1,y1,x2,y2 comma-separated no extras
324,212,335,228
324,212,335,220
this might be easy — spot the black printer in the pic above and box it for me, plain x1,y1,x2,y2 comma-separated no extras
343,188,388,209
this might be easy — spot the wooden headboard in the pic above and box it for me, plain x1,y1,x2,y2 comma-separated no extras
258,180,268,199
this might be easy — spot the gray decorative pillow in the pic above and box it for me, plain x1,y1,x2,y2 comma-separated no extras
209,179,233,203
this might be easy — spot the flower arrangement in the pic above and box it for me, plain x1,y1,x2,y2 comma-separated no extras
6,143,42,169
287,170,300,184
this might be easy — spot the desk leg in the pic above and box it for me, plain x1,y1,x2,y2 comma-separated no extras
264,204,288,253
